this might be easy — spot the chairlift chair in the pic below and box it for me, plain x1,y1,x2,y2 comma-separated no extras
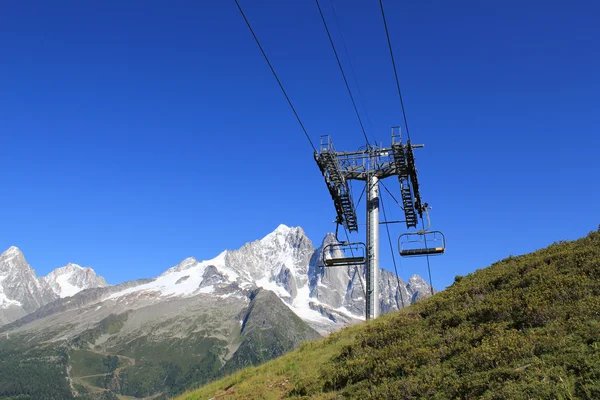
398,230,446,257
322,242,366,267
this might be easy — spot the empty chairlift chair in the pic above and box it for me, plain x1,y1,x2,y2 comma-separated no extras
322,242,366,267
398,231,446,257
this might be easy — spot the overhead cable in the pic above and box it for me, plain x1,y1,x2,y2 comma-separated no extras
381,181,404,211
234,0,317,152
421,218,435,296
378,0,412,141
342,226,366,299
316,0,371,146
328,0,377,143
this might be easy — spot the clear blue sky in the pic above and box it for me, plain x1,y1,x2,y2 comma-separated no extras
1,0,598,290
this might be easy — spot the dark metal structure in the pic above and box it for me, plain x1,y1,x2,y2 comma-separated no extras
314,128,436,320
315,130,424,232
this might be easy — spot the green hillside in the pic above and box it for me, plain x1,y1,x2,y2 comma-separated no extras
0,288,320,399
178,229,600,400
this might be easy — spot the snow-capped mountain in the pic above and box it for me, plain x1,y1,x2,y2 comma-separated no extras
101,224,432,333
0,247,56,325
42,263,108,298
0,225,432,331
0,247,107,326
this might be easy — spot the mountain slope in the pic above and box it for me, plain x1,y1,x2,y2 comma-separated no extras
0,286,321,399
223,289,321,374
178,229,600,400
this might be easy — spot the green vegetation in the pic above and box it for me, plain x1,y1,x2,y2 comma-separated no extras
103,333,227,397
71,349,119,377
223,290,321,374
0,340,73,400
178,229,600,399
86,290,321,398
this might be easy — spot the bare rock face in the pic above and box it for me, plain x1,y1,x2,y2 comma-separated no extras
223,224,314,292
275,266,297,299
0,247,57,325
407,274,434,301
0,247,108,326
201,265,225,288
308,233,351,309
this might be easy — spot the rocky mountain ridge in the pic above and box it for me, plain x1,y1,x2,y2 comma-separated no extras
43,262,108,298
0,247,107,325
0,225,432,331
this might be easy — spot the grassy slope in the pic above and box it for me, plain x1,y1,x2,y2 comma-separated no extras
178,230,600,400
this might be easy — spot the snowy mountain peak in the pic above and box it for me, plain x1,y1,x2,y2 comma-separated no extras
0,247,26,274
160,251,230,278
3,246,21,256
110,250,235,300
408,274,428,286
261,224,294,243
161,257,199,276
42,263,107,299
262,225,310,250
275,223,292,233
0,247,57,324
0,246,26,266
47,262,88,275
1,228,434,333
320,232,338,247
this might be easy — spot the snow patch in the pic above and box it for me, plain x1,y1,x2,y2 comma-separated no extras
0,292,21,308
198,285,215,294
255,277,290,299
3,246,21,256
334,305,365,320
107,252,230,300
255,279,333,325
0,246,23,262
288,285,333,324
54,274,83,298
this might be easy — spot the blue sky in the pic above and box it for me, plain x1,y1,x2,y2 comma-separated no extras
1,0,598,290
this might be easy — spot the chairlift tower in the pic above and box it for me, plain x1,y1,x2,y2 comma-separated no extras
315,127,425,320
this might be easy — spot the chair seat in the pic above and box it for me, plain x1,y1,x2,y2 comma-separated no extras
324,256,365,267
400,247,444,256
